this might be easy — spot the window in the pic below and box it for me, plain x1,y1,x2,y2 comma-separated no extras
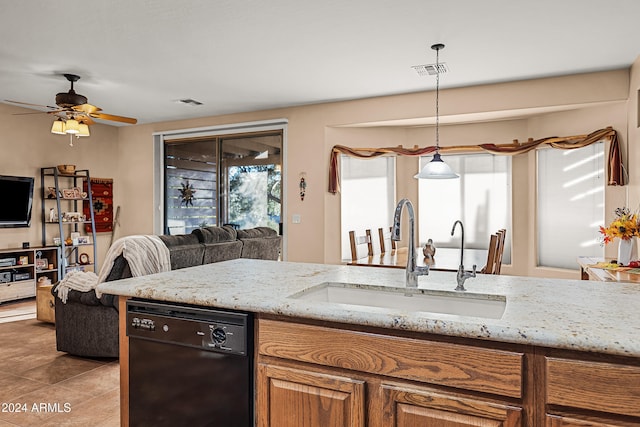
418,154,511,264
537,142,604,269
163,131,282,235
340,156,395,261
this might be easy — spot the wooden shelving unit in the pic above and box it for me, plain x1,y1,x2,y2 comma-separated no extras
40,167,98,280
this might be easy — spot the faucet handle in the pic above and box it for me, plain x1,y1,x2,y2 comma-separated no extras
416,265,430,276
471,264,477,277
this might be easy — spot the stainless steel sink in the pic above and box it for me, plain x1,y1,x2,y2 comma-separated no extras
289,282,506,319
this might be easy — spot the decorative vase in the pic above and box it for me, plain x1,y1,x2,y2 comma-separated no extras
617,237,638,266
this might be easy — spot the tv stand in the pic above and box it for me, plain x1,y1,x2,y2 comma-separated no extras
0,246,59,304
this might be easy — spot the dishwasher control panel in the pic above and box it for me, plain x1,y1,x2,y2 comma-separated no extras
126,300,250,356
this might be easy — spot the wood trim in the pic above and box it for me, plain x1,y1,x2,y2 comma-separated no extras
258,318,523,398
546,357,640,418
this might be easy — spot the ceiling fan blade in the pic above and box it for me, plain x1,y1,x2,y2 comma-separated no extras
78,114,95,125
5,99,57,110
89,112,137,124
72,103,102,114
12,110,60,116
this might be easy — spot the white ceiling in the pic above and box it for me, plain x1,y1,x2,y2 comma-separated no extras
1,0,639,126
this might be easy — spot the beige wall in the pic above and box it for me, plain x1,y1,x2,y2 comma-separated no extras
0,103,120,266
1,68,635,279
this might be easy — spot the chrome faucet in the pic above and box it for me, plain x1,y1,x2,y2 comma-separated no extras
450,220,476,291
392,199,429,288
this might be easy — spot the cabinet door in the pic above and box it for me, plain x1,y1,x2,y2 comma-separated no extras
257,363,365,427
381,383,522,427
546,414,631,426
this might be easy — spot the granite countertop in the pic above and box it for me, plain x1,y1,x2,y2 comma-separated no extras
97,258,640,357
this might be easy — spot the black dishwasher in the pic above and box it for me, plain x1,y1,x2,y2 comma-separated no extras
126,299,253,427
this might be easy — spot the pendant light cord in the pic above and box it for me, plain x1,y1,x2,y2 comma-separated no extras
435,46,440,152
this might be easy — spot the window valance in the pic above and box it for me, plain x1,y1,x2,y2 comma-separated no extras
328,127,623,193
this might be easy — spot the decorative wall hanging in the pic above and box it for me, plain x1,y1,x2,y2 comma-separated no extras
179,180,196,206
299,173,307,201
83,178,114,233
328,127,623,193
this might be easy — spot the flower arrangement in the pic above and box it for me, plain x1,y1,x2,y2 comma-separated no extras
599,207,640,244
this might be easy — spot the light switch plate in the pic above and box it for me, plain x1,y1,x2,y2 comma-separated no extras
292,214,301,224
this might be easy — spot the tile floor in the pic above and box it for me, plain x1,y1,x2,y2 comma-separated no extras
0,299,119,426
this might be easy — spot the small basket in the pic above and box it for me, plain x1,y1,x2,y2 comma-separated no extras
57,164,76,174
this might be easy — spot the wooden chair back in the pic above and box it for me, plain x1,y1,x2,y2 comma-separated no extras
481,229,507,274
349,229,373,261
494,229,507,274
378,227,396,254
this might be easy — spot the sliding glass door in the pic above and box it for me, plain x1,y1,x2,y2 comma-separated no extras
163,131,282,235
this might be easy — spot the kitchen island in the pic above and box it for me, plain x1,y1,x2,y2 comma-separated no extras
98,259,640,426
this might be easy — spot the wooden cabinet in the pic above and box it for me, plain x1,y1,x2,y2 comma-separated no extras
257,318,525,427
0,246,59,304
545,357,640,426
381,383,522,427
257,363,365,427
257,317,640,426
546,414,628,426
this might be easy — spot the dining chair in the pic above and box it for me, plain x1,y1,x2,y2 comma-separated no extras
349,229,374,261
494,229,507,274
481,229,507,274
378,227,396,254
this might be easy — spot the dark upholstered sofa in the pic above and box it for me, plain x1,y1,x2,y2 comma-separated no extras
53,225,281,358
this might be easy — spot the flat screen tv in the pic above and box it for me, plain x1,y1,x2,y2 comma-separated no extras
0,175,34,228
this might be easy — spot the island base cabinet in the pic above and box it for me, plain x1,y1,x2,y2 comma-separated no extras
257,363,366,427
546,414,635,426
381,383,523,427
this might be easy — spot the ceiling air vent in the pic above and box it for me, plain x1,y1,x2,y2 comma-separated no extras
177,98,203,106
411,62,448,77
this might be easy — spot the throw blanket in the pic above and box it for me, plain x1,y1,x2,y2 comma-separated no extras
55,235,171,303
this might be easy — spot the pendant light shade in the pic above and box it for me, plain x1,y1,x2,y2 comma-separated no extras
51,119,66,135
415,43,459,180
77,123,90,137
64,119,80,134
414,152,459,179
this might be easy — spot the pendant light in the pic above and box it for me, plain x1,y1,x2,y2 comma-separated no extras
414,43,459,179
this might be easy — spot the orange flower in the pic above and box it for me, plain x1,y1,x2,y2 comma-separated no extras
599,208,640,244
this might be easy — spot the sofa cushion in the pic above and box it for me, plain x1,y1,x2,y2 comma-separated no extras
237,227,281,260
192,225,237,244
159,233,200,248
159,234,205,269
202,240,243,264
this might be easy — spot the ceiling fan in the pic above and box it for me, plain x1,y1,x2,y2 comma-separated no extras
5,73,137,126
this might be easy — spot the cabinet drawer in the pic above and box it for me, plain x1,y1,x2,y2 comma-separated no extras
259,319,523,398
546,357,640,418
15,280,35,299
0,281,35,302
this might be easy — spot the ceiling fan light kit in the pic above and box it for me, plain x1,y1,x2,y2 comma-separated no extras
6,72,137,146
